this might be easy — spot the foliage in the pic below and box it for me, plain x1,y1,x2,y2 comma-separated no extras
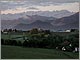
1,28,79,52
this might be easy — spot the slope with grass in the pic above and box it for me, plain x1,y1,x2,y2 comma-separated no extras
1,45,79,59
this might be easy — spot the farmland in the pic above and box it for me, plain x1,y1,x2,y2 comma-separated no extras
1,31,72,40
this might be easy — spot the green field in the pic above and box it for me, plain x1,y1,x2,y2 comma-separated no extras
1,45,79,59
1,33,23,39
1,32,71,41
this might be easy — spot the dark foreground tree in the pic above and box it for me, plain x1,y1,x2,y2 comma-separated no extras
23,40,29,47
1,39,4,45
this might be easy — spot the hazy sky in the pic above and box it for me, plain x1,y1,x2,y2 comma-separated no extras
0,0,79,14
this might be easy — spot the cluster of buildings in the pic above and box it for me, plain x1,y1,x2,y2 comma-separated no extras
57,29,79,32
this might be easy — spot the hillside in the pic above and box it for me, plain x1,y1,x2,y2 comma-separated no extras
52,12,79,30
1,45,79,59
1,15,56,30
14,20,54,30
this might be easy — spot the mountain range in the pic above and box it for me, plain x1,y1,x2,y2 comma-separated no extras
51,12,79,30
14,20,54,31
14,12,79,31
1,12,79,31
26,10,74,18
1,15,56,30
1,10,74,20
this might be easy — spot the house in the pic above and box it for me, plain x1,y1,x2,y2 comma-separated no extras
62,47,66,51
69,44,72,47
73,47,79,52
56,47,58,49
61,41,72,51
74,47,79,52
62,40,70,46
65,30,71,32
3,31,8,34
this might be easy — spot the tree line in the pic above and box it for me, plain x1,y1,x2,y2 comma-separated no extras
1,32,79,52
1,28,79,52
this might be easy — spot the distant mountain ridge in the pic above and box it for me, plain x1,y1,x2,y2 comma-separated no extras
26,10,74,18
13,20,54,31
13,12,79,31
1,15,56,30
51,12,79,30
1,12,79,31
1,10,74,20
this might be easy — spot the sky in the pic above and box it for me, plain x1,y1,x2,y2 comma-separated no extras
0,0,79,14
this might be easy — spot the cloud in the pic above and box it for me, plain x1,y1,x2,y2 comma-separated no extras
27,7,39,10
36,2,79,12
1,7,39,14
1,0,78,3
0,1,25,10
0,0,79,14
0,0,79,8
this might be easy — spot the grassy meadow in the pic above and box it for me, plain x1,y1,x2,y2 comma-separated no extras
1,45,79,59
1,30,79,59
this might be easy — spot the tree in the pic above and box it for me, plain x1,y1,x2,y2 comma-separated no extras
71,29,79,32
13,40,17,46
44,30,50,34
23,32,26,40
30,28,38,34
8,29,12,32
1,39,4,45
17,41,22,46
4,40,9,45
23,40,28,47
3,29,8,32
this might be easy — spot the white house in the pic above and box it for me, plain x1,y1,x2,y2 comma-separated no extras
56,47,58,49
73,47,79,52
62,47,66,51
65,30,71,32
3,32,8,34
69,44,72,47
75,47,79,52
